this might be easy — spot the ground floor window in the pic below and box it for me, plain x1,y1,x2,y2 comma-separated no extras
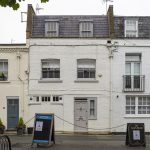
126,96,150,114
88,98,97,119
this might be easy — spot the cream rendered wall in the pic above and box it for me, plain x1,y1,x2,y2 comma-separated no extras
0,46,28,129
28,39,111,132
112,40,150,132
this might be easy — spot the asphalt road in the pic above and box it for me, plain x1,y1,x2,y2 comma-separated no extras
6,134,150,150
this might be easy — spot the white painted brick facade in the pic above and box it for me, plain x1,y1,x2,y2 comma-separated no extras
28,39,111,133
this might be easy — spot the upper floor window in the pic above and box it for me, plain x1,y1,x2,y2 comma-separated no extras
79,21,93,37
41,59,60,79
124,20,138,37
123,54,144,92
77,59,96,79
0,59,8,81
45,20,59,37
125,54,141,76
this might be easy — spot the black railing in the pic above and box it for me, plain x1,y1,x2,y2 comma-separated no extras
0,135,11,150
123,75,145,92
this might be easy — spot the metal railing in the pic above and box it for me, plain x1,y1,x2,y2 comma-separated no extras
123,75,145,92
0,135,11,150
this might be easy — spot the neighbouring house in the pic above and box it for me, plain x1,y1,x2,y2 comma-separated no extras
111,17,150,133
0,44,28,130
26,4,150,133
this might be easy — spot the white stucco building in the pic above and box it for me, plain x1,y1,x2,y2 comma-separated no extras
26,4,150,133
0,44,28,130
26,4,114,133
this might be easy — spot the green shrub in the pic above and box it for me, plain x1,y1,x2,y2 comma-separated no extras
17,117,24,127
0,118,5,128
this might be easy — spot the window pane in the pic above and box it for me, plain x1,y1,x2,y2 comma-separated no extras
138,96,150,114
147,98,150,105
126,96,135,114
131,99,135,105
90,100,94,108
90,69,95,78
134,76,140,88
125,76,131,88
134,63,140,75
0,62,3,71
55,69,60,78
125,63,131,75
90,109,94,115
84,70,90,78
90,100,95,116
78,69,84,78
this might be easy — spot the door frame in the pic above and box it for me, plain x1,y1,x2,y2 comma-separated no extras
74,98,88,132
7,96,19,130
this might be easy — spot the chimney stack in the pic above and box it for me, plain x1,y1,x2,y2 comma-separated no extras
107,5,115,39
26,4,35,39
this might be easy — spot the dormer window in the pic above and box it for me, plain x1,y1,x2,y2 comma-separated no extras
45,20,59,37
124,20,138,37
79,21,93,37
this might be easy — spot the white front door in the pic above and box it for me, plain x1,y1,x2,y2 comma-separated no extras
74,99,88,132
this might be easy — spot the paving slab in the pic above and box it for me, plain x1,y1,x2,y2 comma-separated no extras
4,134,150,150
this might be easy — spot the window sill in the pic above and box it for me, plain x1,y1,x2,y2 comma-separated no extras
38,79,63,83
88,118,97,120
74,79,99,83
124,115,150,118
51,102,63,105
28,102,41,105
0,80,10,83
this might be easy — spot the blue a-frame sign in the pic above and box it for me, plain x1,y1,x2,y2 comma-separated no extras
31,113,55,147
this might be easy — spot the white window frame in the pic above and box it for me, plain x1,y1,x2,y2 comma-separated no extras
41,96,51,102
0,59,8,81
45,20,59,37
124,20,138,37
126,96,150,115
79,21,93,37
52,95,63,102
77,59,96,79
41,59,60,79
124,54,142,91
88,98,97,120
125,54,141,75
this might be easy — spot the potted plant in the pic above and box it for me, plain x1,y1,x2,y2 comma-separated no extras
27,127,33,134
0,118,5,134
16,117,26,135
0,72,6,81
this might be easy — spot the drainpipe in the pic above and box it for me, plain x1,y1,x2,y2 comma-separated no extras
16,51,25,118
106,40,118,133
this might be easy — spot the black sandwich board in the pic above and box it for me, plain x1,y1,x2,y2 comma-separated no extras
31,113,55,147
126,123,146,147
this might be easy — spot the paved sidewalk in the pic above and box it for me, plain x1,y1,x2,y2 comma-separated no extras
7,134,150,150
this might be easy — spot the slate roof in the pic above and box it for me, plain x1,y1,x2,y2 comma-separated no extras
114,16,150,38
31,15,150,38
32,15,109,38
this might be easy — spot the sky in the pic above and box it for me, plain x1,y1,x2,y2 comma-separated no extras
0,0,150,44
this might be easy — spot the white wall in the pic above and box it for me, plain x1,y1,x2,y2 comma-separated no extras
112,39,150,132
0,46,28,129
29,38,111,132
